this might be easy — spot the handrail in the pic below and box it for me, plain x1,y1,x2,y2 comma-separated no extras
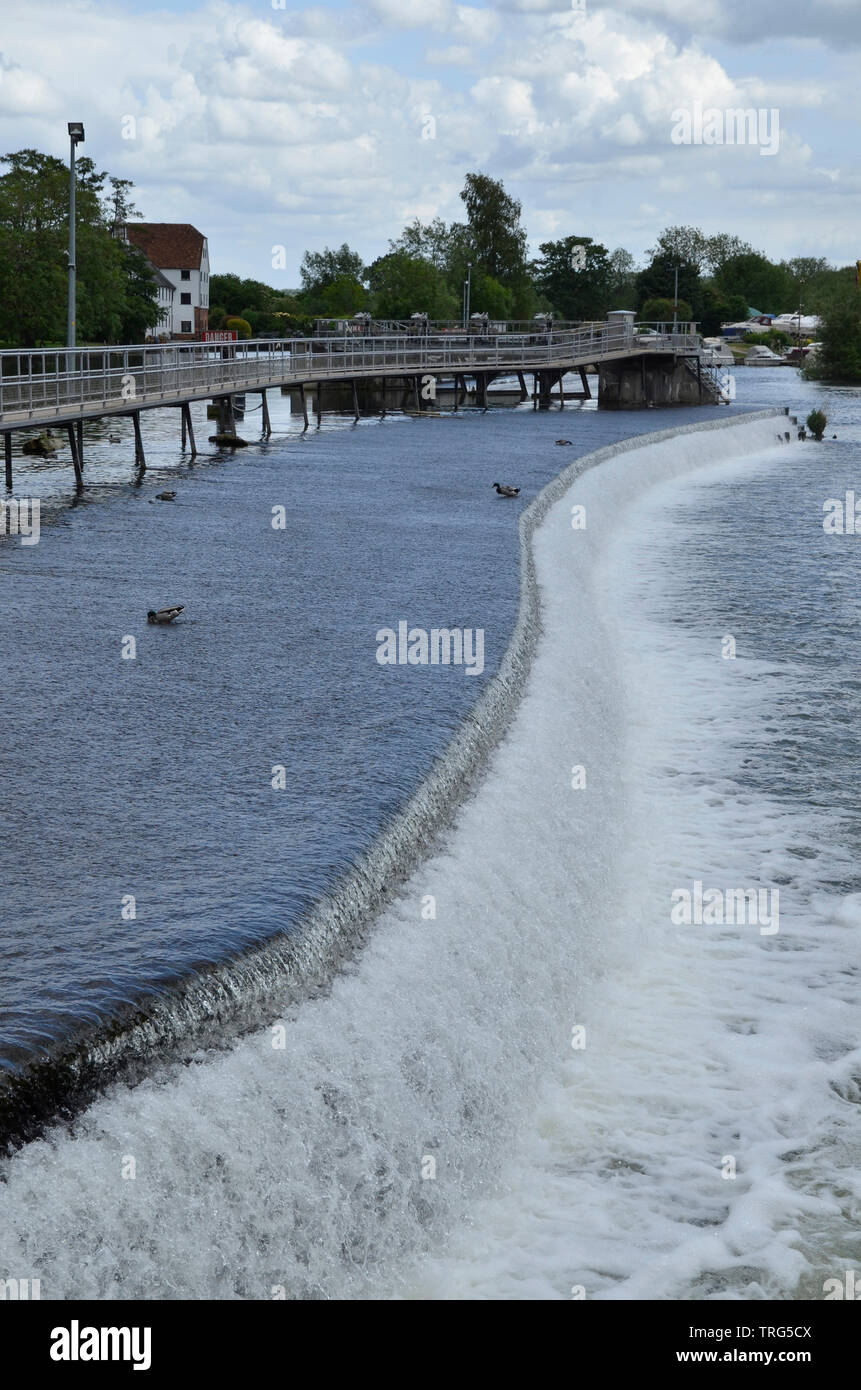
0,325,703,424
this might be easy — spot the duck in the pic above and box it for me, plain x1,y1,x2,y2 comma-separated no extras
108,435,121,444
147,605,184,625
492,482,520,498
155,491,176,501
554,439,572,446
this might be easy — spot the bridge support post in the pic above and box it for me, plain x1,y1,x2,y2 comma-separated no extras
131,411,146,470
352,379,360,421
413,376,420,413
558,372,564,408
76,420,84,468
517,372,527,402
298,383,309,431
532,373,538,410
261,390,272,437
3,433,11,489
316,384,323,428
66,424,83,490
181,402,197,456
579,367,591,400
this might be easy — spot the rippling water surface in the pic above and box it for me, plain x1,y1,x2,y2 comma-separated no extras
0,381,740,1069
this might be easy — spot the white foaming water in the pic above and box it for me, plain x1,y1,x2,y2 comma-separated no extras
5,414,852,1301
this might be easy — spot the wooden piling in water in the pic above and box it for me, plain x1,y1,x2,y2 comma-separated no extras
131,411,145,470
66,424,83,489
298,383,309,431
517,372,528,402
181,402,197,456
316,383,323,427
3,433,11,489
261,391,271,437
76,419,84,468
558,372,565,408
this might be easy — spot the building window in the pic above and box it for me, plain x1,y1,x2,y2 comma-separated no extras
180,292,191,305
181,321,192,333
181,270,191,281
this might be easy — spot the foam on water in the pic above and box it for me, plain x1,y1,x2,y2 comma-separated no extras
5,411,845,1301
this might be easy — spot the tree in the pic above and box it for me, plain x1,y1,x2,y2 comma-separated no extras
531,236,613,320
648,226,710,272
641,296,692,323
636,251,702,321
319,275,367,316
713,252,791,313
803,282,861,383
459,172,528,285
209,274,274,316
0,148,158,346
299,243,364,295
367,250,457,319
388,218,454,272
469,273,511,320
607,247,638,309
698,287,748,335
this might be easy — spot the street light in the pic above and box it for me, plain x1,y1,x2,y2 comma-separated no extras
463,261,472,330
67,122,85,350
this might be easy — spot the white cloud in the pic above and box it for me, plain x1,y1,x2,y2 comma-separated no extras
0,0,856,283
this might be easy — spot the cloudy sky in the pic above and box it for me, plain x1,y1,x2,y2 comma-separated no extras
1,0,859,283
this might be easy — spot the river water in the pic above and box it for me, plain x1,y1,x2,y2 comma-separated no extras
0,366,857,1300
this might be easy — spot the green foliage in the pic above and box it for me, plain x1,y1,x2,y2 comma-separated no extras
607,247,638,310
299,244,364,295
459,172,528,285
531,236,613,321
224,316,252,339
712,252,792,313
637,253,701,321
741,328,791,349
698,287,748,336
366,250,457,319
209,274,275,316
806,408,827,440
803,285,861,383
0,148,159,346
641,296,692,323
469,273,511,320
319,276,367,316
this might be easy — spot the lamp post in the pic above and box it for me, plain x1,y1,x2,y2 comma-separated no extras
67,122,85,350
463,261,472,330
672,265,679,333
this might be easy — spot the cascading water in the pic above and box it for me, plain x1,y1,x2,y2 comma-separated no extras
1,411,808,1300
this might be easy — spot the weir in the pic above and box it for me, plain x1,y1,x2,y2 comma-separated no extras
0,408,786,1158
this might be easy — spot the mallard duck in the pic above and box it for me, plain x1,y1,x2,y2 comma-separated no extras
147,605,184,625
554,439,572,446
155,491,176,501
108,435,121,444
492,482,520,498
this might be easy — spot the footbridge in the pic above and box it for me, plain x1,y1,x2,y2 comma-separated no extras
0,316,728,487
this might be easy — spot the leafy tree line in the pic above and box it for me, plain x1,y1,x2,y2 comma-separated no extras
0,150,160,347
212,179,859,382
2,150,858,380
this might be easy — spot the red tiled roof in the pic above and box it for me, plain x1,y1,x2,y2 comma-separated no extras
124,223,206,271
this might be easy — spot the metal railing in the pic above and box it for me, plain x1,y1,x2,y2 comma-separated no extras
0,324,702,425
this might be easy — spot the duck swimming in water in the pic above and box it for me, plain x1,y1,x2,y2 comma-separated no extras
492,482,520,498
147,605,184,625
